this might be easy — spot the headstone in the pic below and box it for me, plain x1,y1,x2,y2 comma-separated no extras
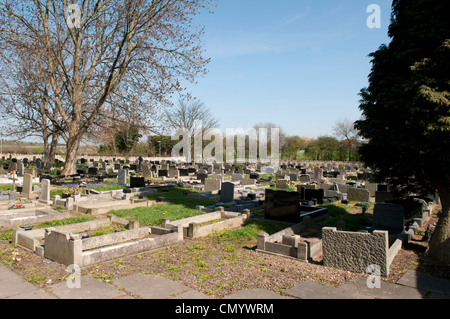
299,175,310,183
241,178,256,186
347,187,370,202
204,178,221,192
130,176,146,188
232,173,244,182
39,179,51,203
196,173,208,183
276,179,289,189
118,169,127,185
178,169,189,177
88,167,98,175
372,203,405,235
158,169,168,177
22,173,33,199
220,182,235,203
17,162,24,177
142,164,152,178
264,189,301,223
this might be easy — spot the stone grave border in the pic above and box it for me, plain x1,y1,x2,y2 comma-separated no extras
14,214,183,268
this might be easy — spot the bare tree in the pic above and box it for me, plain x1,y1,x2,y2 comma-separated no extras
333,118,359,161
0,0,214,174
164,97,219,134
0,46,62,169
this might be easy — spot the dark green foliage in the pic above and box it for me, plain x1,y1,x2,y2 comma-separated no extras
355,0,450,199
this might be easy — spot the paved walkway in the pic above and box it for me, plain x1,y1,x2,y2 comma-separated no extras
1,264,449,299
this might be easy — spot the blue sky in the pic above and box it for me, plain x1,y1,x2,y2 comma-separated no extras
182,0,393,139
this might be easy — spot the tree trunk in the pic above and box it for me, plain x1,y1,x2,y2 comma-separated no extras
62,135,82,175
44,133,59,170
427,181,450,265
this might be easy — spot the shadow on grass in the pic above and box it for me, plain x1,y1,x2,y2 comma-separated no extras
320,203,372,232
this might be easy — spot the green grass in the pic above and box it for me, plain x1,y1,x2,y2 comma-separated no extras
111,187,218,226
111,204,205,226
216,220,287,240
35,217,95,229
145,187,217,209
321,203,371,231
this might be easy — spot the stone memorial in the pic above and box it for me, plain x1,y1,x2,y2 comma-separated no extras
220,182,235,203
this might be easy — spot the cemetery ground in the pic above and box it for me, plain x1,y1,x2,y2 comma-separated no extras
0,183,448,299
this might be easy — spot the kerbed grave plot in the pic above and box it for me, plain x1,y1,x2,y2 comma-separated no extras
0,205,71,228
256,210,328,262
13,215,183,267
162,207,251,239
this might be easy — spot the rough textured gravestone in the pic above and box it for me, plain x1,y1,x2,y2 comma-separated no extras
204,178,221,192
232,173,244,182
372,203,405,235
118,169,127,185
276,179,288,189
347,187,370,202
220,182,235,203
299,175,311,183
264,189,301,223
241,178,256,186
39,179,51,203
22,173,33,199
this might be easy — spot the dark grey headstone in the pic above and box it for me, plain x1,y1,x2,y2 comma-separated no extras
372,203,404,234
130,176,145,188
264,189,301,223
220,182,235,203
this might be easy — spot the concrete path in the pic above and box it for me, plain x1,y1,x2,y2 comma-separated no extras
1,264,449,299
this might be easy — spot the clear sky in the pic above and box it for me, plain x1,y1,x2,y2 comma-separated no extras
182,0,393,139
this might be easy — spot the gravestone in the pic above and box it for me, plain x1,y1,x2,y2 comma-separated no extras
264,189,301,223
249,172,260,180
17,163,24,177
196,173,208,183
179,169,189,177
372,203,405,235
168,168,179,178
232,173,244,182
276,179,288,189
241,178,256,186
114,164,121,170
347,187,370,202
375,191,397,203
142,164,152,178
158,169,168,177
118,169,128,186
39,179,51,204
88,167,98,175
204,178,221,192
22,173,33,199
130,176,146,188
289,174,298,182
220,182,235,203
299,175,310,183
298,187,325,204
